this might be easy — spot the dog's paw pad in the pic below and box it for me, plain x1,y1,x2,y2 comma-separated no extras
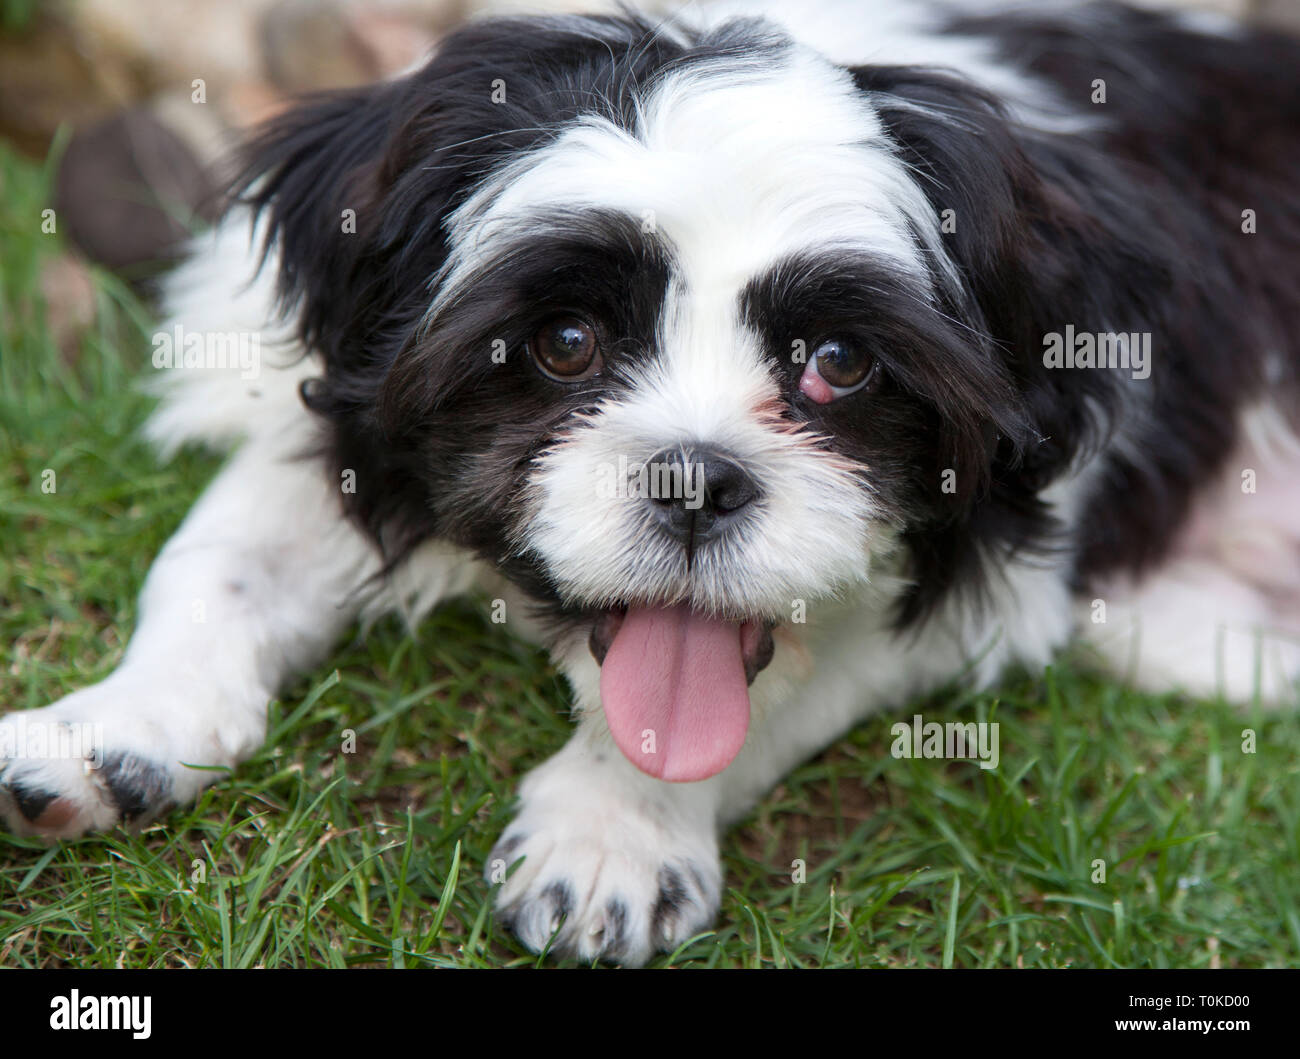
7,781,61,824
488,804,720,965
0,728,175,839
98,751,174,823
651,864,710,948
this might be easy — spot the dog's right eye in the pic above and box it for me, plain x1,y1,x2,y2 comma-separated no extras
529,316,603,380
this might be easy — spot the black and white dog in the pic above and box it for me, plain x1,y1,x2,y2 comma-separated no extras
3,0,1299,964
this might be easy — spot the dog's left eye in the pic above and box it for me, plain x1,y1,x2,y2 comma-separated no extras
798,338,878,403
529,316,603,380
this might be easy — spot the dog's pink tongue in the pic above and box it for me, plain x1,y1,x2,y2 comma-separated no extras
600,604,750,782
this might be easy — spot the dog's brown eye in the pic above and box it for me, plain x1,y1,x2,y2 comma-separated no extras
813,338,873,389
530,316,602,380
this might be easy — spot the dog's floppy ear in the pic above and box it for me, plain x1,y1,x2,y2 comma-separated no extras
850,66,1179,621
852,66,1172,471
851,67,1030,289
232,82,404,366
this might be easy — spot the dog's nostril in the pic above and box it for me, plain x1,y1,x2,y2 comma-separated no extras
644,446,760,552
705,457,760,514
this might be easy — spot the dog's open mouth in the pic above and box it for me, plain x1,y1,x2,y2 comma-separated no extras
589,605,775,783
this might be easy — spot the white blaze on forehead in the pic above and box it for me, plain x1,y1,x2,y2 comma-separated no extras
437,41,950,312
647,277,765,442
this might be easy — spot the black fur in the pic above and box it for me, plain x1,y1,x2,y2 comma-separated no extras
849,3,1300,619
740,251,1033,548
649,864,692,940
99,752,174,823
598,898,629,957
940,2,1298,591
9,781,59,823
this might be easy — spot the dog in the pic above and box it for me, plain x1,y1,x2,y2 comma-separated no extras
3,0,1299,965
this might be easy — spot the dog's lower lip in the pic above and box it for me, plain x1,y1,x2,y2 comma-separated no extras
740,620,775,685
587,605,775,684
588,607,627,665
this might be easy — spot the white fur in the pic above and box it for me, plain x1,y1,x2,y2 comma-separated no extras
436,40,955,317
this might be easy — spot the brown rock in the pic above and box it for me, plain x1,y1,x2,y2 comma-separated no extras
346,9,442,76
261,0,459,94
77,0,266,88
53,107,220,276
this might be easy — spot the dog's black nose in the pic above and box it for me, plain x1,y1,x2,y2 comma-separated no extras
646,446,760,560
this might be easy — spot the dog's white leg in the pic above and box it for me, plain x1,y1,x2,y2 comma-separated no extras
1081,559,1300,706
0,214,481,838
0,432,386,838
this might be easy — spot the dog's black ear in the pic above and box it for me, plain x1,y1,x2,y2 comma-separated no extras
849,66,1179,622
232,82,403,364
851,66,1171,471
850,68,1029,289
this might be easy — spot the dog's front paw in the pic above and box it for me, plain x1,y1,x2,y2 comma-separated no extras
488,753,721,965
0,673,262,839
0,685,176,839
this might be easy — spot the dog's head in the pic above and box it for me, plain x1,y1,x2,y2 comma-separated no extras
239,12,1149,780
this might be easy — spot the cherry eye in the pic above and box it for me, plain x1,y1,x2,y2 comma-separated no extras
799,338,877,403
530,316,602,380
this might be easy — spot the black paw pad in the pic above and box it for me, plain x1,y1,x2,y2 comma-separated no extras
651,865,690,938
8,782,60,823
539,880,575,929
97,751,172,822
598,899,629,958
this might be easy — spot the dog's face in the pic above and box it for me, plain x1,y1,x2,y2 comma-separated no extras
245,14,1073,781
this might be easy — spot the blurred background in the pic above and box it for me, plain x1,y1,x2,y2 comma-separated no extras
1,0,1298,343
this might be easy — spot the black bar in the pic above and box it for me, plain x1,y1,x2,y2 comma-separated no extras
1,967,1291,1046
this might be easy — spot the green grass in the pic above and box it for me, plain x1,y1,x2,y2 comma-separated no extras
3,141,1299,969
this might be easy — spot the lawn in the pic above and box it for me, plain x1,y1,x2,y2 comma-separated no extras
2,141,1298,969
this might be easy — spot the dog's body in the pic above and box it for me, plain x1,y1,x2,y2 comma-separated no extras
4,0,1300,964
